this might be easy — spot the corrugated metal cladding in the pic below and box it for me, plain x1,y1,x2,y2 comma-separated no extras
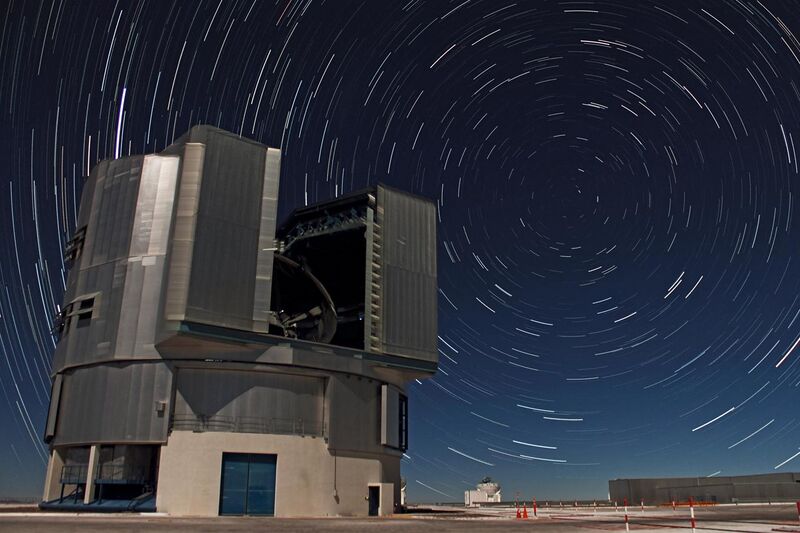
252,148,281,332
81,157,143,268
115,155,179,359
380,384,400,448
44,374,63,442
163,143,205,323
52,155,180,372
53,156,147,372
53,126,281,377
378,186,438,362
173,368,323,424
52,362,173,446
184,128,275,331
326,375,383,454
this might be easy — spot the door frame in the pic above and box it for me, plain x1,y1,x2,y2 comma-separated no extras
367,484,381,516
218,452,278,517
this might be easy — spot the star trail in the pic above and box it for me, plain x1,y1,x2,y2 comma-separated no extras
1,0,800,500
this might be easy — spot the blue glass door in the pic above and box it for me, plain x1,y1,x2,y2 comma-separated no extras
246,454,277,516
219,454,249,515
219,453,277,516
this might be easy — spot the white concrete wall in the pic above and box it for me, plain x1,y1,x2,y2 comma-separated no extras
465,489,502,506
156,431,399,517
42,450,64,501
376,482,394,515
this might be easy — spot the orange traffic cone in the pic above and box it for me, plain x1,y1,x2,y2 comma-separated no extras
522,504,529,519
516,504,521,519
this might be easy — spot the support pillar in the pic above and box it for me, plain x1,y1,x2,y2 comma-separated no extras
42,448,65,502
84,445,99,504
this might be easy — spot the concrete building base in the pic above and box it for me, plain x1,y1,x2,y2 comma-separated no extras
156,431,400,517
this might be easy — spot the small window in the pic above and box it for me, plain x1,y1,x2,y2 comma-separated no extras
76,297,95,328
59,293,100,333
63,226,87,267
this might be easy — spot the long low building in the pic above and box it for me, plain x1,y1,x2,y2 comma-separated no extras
609,472,800,504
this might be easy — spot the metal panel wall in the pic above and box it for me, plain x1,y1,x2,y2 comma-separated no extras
163,143,205,323
184,129,271,330
252,148,281,332
326,375,383,454
380,384,400,448
173,368,323,424
116,155,180,359
47,126,286,450
377,186,438,362
82,157,143,268
44,374,63,442
53,362,173,446
53,156,146,372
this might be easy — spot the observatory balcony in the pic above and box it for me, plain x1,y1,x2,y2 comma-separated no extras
170,414,326,438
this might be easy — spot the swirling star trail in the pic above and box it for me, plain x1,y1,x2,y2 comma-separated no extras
1,0,800,500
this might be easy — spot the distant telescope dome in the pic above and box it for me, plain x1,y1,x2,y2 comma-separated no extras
477,481,500,497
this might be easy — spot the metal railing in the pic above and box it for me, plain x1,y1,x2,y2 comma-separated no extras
170,414,325,437
60,464,88,484
95,464,148,484
60,463,149,485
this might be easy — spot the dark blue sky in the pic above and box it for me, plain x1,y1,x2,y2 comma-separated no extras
1,0,799,501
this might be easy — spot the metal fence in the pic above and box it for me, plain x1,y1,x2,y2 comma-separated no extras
60,464,88,484
96,464,148,484
170,414,326,437
60,464,149,484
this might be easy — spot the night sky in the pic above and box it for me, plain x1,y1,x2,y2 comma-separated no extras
2,0,800,502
